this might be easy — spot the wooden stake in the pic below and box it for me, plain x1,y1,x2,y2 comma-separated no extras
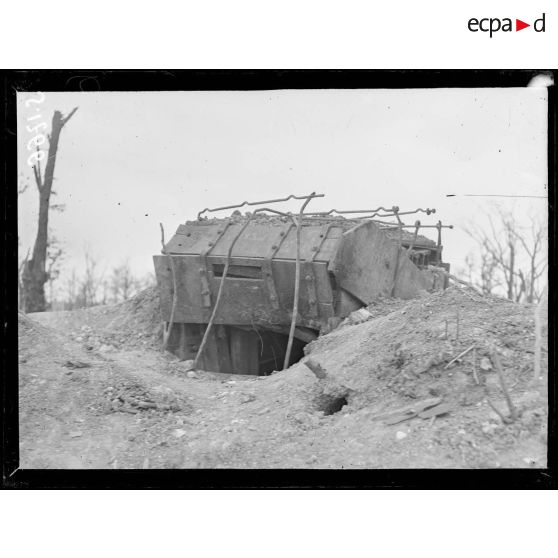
444,343,475,369
472,347,480,385
160,223,178,352
489,349,518,421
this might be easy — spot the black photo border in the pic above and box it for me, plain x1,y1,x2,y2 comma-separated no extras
2,69,556,489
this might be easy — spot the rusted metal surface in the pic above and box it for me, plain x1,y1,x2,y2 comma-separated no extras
329,220,399,304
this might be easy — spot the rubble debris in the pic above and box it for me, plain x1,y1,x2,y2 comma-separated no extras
444,344,476,369
63,360,91,369
479,357,492,371
346,308,373,326
304,358,327,379
418,402,453,419
380,397,443,425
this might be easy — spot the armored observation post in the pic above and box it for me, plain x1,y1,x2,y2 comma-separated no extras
154,195,451,375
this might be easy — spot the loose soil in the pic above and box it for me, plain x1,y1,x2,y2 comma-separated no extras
19,286,548,469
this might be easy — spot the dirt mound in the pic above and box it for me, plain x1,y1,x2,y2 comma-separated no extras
305,286,544,410
20,285,547,469
101,286,163,347
18,311,72,362
30,287,164,353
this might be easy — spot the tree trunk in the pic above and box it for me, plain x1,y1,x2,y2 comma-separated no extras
21,108,77,313
507,241,515,300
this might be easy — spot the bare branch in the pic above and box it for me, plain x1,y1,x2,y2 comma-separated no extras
18,181,29,196
61,106,78,127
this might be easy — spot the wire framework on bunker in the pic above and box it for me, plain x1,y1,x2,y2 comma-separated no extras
154,193,453,375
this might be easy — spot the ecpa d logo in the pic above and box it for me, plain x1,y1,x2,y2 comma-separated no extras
468,13,546,37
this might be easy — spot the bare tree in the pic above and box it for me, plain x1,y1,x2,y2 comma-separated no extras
79,251,102,308
64,269,79,310
464,209,546,303
45,235,64,309
511,218,547,303
21,107,78,313
18,247,30,310
18,173,31,309
110,261,137,303
54,261,156,310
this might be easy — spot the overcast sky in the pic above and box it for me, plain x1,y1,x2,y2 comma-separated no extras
17,88,548,284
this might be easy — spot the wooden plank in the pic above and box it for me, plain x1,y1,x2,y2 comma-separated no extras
418,402,452,419
229,327,260,375
214,325,233,373
197,326,219,372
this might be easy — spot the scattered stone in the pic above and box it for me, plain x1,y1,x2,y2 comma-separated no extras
348,308,373,325
137,401,157,409
482,423,499,434
479,357,492,371
181,359,195,370
395,431,407,440
63,360,91,369
186,370,198,379
523,457,537,465
240,393,256,404
69,431,82,438
173,429,187,438
304,358,327,379
121,405,139,414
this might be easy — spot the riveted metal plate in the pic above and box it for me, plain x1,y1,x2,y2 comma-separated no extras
303,262,319,317
198,257,212,308
263,223,293,310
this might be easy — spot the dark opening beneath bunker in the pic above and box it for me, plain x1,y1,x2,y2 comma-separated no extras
167,323,310,376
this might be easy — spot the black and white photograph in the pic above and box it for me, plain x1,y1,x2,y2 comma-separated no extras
9,72,552,476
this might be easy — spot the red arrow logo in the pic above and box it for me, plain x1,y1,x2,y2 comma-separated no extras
516,19,530,31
